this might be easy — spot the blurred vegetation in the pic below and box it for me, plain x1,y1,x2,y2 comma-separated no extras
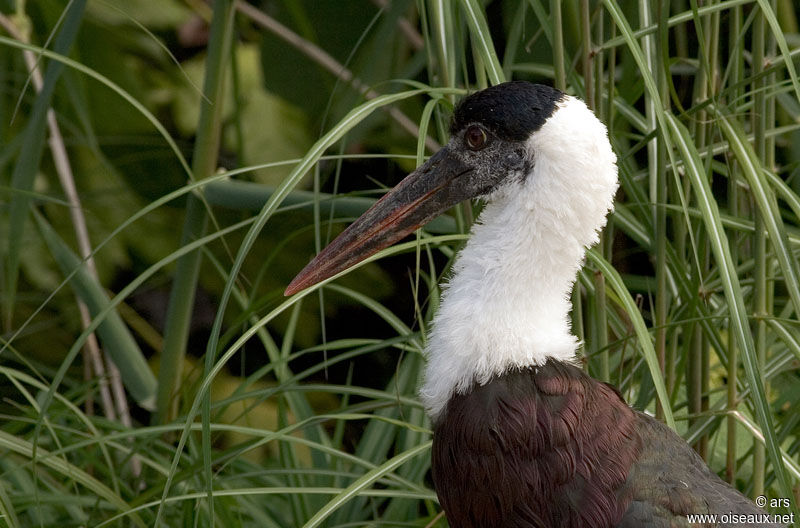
0,0,799,526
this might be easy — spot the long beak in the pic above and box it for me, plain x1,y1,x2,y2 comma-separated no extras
285,147,472,296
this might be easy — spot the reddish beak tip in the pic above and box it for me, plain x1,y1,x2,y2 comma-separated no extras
284,276,306,297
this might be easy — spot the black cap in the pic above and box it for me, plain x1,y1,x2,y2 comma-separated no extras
451,81,564,141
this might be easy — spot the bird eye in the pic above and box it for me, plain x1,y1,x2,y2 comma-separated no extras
465,125,487,151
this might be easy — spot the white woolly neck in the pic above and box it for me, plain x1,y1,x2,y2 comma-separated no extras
420,96,619,421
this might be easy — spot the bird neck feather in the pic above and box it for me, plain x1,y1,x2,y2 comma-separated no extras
420,97,618,421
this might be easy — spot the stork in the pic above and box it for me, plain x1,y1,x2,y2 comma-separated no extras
286,82,780,527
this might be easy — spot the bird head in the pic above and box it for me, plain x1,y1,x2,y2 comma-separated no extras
285,82,614,296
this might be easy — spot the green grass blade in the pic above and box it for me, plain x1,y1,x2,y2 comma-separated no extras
28,217,257,498
460,0,504,84
301,441,432,528
3,0,86,329
731,411,800,481
156,0,238,415
586,250,675,429
754,0,800,104
0,430,145,528
0,477,20,528
665,113,794,504
202,178,458,233
158,83,459,517
767,319,800,363
33,210,157,409
0,36,191,174
714,108,800,318
603,0,675,154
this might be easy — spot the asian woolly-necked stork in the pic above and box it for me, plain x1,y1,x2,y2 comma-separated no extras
285,81,779,527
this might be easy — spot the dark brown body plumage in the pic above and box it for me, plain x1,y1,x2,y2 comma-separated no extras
432,360,780,528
